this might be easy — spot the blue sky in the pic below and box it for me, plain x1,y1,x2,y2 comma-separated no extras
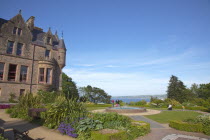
1,0,210,96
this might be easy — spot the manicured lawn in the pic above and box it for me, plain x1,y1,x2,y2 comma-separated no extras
144,111,202,123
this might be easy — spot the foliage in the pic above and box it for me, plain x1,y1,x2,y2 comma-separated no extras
191,98,210,108
37,90,59,104
164,98,181,107
91,130,127,140
91,121,150,140
77,118,103,132
150,97,164,107
167,75,189,103
196,114,210,135
126,121,150,140
7,93,43,120
197,83,210,99
58,122,78,138
8,93,18,103
92,112,131,129
0,135,7,140
79,85,111,104
145,111,202,123
169,120,203,132
62,72,79,99
43,96,88,129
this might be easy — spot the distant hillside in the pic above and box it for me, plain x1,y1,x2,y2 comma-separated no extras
112,94,167,100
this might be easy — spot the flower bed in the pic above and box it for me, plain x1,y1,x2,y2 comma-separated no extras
0,104,16,109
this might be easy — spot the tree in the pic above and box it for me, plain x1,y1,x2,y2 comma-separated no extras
62,73,79,99
197,83,210,99
80,85,111,104
167,75,187,103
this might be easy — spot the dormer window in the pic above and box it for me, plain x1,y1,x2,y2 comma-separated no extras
16,43,23,56
18,28,22,35
45,50,50,59
13,27,17,34
13,27,22,35
47,37,51,44
7,41,14,54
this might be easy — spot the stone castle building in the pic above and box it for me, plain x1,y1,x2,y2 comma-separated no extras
0,12,66,101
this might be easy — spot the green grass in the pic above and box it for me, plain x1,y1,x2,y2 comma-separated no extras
145,111,202,123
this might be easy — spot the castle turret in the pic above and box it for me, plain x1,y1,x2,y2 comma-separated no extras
57,39,66,69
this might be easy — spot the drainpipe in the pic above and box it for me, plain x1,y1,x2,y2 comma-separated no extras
30,44,35,93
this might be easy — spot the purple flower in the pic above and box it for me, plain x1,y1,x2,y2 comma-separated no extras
58,122,78,138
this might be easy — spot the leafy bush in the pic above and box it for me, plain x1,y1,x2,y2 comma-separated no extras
164,98,181,107
43,96,88,129
91,121,150,140
77,118,103,140
169,120,203,132
7,93,43,120
8,93,18,103
196,114,210,135
91,130,127,140
126,121,150,140
37,90,59,104
0,135,7,140
92,112,131,129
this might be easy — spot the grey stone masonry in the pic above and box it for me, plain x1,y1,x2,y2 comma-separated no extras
0,12,66,101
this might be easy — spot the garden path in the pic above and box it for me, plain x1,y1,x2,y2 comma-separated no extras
130,115,210,140
0,109,75,140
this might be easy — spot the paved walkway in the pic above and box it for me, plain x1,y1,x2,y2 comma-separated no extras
130,115,210,140
0,110,75,140
1,109,210,140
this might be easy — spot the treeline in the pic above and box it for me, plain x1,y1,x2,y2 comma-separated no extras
167,75,210,103
62,73,111,104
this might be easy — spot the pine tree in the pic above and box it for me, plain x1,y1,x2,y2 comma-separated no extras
167,75,187,103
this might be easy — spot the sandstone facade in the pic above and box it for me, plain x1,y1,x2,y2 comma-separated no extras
0,12,66,101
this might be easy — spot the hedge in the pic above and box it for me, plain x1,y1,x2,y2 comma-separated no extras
169,120,203,133
91,130,127,140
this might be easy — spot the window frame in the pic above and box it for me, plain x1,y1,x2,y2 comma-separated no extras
39,68,45,83
0,63,4,80
13,27,18,35
16,43,23,56
20,65,28,83
45,50,50,59
7,41,14,54
8,64,17,81
46,68,52,84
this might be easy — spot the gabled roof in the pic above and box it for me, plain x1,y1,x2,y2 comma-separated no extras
0,14,64,50
0,18,8,28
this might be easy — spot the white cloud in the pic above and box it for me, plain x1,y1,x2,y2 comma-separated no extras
63,68,168,96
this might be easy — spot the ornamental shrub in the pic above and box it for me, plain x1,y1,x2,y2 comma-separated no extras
91,130,127,140
7,93,43,120
169,120,203,132
0,135,7,140
43,96,88,129
92,112,131,129
126,121,150,140
196,114,210,135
